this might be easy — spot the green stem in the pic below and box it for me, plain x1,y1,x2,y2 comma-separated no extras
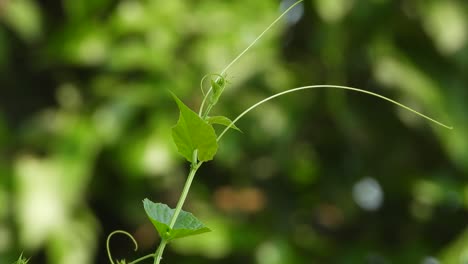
129,254,155,264
202,103,214,119
169,160,201,228
153,239,167,264
153,151,203,264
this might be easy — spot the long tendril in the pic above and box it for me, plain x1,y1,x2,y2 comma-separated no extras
217,85,453,141
198,0,304,116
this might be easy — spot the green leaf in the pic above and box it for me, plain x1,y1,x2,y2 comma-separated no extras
143,199,211,241
209,76,226,105
171,92,218,162
13,254,29,264
206,116,242,133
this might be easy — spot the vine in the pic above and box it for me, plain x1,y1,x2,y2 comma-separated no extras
107,1,452,263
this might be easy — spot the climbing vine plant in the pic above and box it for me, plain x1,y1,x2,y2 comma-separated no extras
106,1,452,264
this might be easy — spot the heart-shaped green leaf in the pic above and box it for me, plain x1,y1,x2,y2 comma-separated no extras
206,116,242,133
143,199,211,242
171,92,218,162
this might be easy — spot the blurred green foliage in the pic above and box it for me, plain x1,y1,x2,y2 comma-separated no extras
0,0,467,263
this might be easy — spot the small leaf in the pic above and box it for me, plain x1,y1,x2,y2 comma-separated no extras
143,199,211,241
171,92,218,162
206,116,242,133
13,254,29,264
209,76,226,105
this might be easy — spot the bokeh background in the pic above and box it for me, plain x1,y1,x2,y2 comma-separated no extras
1,0,467,263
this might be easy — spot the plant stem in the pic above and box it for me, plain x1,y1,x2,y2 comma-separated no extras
153,151,203,264
129,254,155,264
153,239,167,264
202,103,214,119
168,161,201,228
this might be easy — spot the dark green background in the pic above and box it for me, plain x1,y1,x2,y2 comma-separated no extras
1,0,467,263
